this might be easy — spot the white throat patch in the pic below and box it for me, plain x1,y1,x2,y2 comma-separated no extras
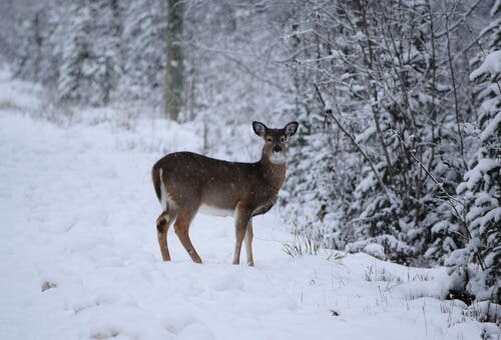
269,153,286,164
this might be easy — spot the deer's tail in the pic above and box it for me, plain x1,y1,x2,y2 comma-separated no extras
152,165,162,202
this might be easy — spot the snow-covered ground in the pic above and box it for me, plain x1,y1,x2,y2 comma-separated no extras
0,67,498,340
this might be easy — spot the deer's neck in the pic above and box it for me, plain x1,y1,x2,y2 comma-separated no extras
259,156,286,191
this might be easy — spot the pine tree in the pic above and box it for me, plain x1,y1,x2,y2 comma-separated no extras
447,2,500,304
279,0,358,249
57,2,92,103
121,0,166,97
165,0,184,120
57,0,122,105
12,10,44,82
39,7,62,87
280,107,340,247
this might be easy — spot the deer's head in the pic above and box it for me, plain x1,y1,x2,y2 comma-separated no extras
252,121,299,164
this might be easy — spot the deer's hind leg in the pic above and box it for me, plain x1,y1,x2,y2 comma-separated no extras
174,208,202,264
156,209,176,261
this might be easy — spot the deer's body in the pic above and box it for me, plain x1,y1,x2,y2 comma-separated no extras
152,121,298,265
153,152,284,217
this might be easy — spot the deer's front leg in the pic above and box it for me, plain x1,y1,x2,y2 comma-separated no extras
232,203,251,265
245,219,254,266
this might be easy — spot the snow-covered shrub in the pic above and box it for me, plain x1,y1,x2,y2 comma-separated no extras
281,0,471,265
279,105,344,249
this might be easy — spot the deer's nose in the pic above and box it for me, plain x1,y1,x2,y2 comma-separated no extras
273,145,282,153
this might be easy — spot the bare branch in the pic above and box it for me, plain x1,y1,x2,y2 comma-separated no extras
314,85,396,205
435,0,483,38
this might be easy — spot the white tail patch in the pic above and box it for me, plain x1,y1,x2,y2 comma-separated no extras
159,168,170,211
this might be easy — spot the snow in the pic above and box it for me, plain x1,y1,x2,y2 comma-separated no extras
480,111,501,142
0,67,42,111
458,158,500,192
493,0,501,16
0,69,499,339
362,243,385,260
469,50,501,81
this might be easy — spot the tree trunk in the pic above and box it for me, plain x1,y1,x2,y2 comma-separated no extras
165,0,184,120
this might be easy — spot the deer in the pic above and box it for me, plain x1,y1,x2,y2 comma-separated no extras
151,121,299,266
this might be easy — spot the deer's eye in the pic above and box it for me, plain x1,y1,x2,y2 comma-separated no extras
280,136,286,143
266,137,272,143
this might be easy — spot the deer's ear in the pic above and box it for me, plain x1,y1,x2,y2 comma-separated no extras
284,121,299,137
252,121,267,137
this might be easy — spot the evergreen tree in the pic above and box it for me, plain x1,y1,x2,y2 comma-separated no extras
165,0,184,120
447,2,500,304
13,11,44,82
57,2,92,103
280,0,366,250
39,7,62,86
121,0,166,97
57,0,122,105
